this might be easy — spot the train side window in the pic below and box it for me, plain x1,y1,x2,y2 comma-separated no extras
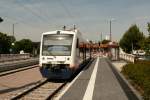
76,38,79,48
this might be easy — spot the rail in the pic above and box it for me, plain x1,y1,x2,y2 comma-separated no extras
119,53,136,63
11,79,67,100
0,53,30,62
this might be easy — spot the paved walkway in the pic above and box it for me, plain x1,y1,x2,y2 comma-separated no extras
112,60,127,72
57,57,139,100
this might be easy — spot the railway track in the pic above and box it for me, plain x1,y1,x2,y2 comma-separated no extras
11,79,67,100
4,59,93,100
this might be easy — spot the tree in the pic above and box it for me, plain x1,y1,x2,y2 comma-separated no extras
101,39,110,44
14,39,33,53
13,41,21,53
146,23,150,54
147,22,150,36
119,25,145,53
0,32,14,53
32,42,40,56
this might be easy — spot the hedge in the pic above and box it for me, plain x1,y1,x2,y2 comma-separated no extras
122,61,150,100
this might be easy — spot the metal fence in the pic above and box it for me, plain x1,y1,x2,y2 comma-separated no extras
0,54,30,63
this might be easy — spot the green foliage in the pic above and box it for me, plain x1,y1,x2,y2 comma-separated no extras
147,23,150,37
119,25,145,53
89,40,93,43
141,37,150,55
145,23,150,54
101,39,110,44
13,41,21,53
14,39,33,53
0,32,15,53
0,32,37,54
122,61,150,99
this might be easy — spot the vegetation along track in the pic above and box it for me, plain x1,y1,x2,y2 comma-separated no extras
11,79,67,100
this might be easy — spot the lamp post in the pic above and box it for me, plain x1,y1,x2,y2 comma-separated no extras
11,23,17,53
110,20,111,41
12,23,17,38
109,18,115,41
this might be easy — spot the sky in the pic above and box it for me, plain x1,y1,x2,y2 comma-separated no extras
0,0,150,42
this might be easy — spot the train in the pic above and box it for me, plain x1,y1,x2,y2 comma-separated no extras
39,29,91,79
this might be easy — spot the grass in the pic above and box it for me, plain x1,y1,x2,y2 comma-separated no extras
122,61,150,100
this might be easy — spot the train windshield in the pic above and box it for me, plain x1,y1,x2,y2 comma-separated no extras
42,34,73,56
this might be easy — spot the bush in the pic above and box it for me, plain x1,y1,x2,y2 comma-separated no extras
122,61,150,99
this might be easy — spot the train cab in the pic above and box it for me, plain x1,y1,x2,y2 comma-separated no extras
39,29,90,79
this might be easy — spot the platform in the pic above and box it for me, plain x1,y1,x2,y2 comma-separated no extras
0,58,38,73
57,57,140,100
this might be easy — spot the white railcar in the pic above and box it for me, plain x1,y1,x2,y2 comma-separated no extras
39,29,90,79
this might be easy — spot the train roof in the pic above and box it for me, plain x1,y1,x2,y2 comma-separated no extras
42,29,80,35
42,29,88,43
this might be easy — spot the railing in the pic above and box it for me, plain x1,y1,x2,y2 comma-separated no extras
0,53,30,63
119,53,136,63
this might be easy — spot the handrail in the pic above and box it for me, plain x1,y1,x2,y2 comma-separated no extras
119,53,136,63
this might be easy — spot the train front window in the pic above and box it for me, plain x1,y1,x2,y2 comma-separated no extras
42,34,73,56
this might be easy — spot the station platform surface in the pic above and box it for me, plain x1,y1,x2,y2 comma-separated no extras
58,57,140,100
